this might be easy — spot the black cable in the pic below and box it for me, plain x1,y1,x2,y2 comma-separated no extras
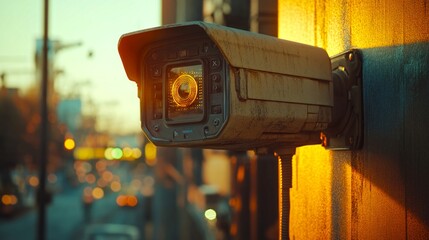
279,154,293,240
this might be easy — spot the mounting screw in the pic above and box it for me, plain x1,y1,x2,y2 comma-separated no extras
154,124,160,132
213,118,220,127
348,52,354,61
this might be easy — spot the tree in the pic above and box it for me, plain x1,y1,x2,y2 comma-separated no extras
0,95,27,168
0,93,27,188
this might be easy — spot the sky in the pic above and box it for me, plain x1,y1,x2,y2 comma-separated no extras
0,0,161,134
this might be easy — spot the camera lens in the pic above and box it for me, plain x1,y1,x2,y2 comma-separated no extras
171,74,198,107
178,82,190,98
166,63,204,124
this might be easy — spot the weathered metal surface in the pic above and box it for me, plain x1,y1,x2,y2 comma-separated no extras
203,22,332,82
119,22,334,151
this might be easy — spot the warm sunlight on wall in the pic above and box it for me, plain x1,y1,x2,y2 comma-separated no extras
288,145,352,239
278,2,354,238
279,0,429,239
279,0,429,53
278,0,349,55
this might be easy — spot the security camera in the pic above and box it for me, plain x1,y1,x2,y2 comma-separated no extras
118,21,362,151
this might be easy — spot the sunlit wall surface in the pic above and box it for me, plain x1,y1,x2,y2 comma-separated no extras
279,0,429,239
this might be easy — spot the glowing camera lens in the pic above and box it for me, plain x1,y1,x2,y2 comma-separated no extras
166,63,204,123
171,74,198,107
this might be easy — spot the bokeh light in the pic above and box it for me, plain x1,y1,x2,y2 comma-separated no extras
92,187,104,199
116,195,138,207
96,160,107,172
28,176,39,187
127,196,138,207
102,171,113,182
64,138,75,150
131,179,142,189
116,195,127,207
48,173,57,183
110,181,121,192
204,209,217,221
132,148,142,159
104,148,113,160
1,194,18,205
85,174,96,184
145,143,157,166
111,148,123,160
123,147,133,158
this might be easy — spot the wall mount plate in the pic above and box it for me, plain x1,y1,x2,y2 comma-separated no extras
322,49,363,150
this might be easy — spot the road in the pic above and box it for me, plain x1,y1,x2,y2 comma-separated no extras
0,167,151,240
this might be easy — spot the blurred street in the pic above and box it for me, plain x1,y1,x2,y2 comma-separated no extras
0,164,151,240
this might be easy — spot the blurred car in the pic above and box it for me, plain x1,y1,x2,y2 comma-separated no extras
0,179,25,218
0,192,20,217
83,223,140,240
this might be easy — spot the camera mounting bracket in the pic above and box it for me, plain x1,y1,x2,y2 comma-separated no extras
321,49,363,150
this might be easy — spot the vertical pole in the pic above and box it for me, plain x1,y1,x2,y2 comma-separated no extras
38,0,49,239
276,149,294,240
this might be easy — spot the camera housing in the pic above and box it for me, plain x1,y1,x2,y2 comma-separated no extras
118,22,334,151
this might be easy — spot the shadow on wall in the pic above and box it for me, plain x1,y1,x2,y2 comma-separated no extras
353,42,429,233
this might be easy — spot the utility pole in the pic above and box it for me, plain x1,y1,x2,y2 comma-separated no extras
38,0,49,239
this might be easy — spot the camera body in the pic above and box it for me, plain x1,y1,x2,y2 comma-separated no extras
118,22,333,151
